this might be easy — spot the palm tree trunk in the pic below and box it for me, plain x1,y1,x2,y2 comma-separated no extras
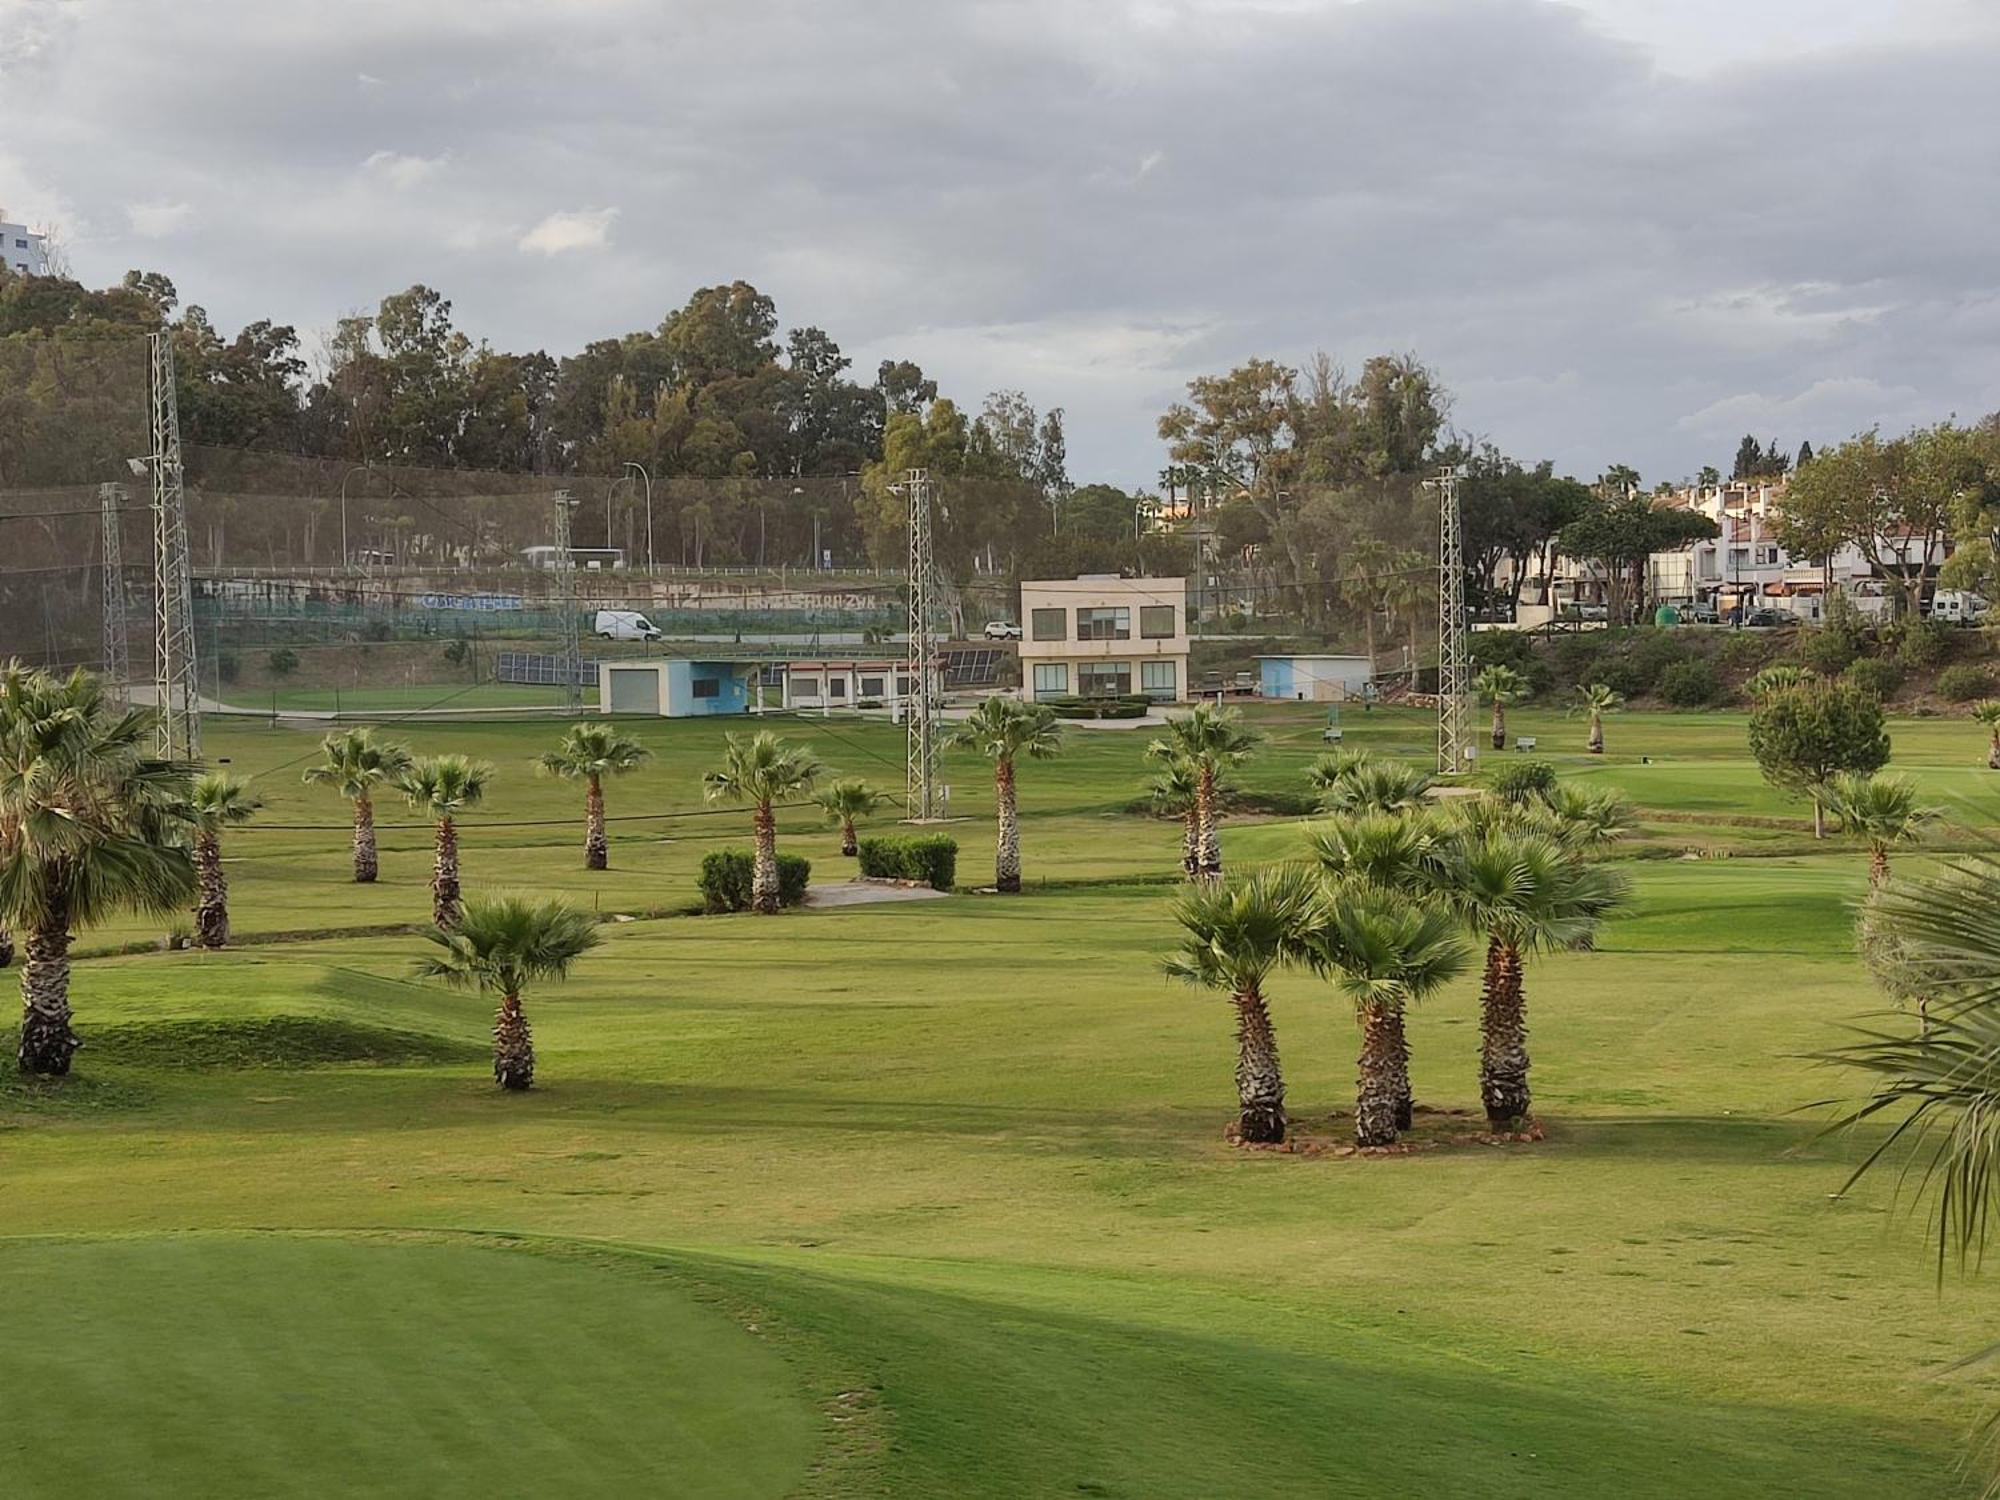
841,817,858,857
194,830,229,949
1408,609,1420,673
1479,937,1531,1128
1491,700,1506,751
995,758,1021,892
432,815,462,930
751,801,779,914
1385,1008,1413,1131
1232,980,1285,1143
1197,765,1221,881
493,989,534,1091
1181,808,1200,881
0,926,13,969
584,773,608,871
1355,1002,1401,1147
1869,845,1889,888
1587,713,1604,754
18,899,76,1076
1363,610,1376,674
1812,798,1825,840
1989,729,2000,771
352,794,378,883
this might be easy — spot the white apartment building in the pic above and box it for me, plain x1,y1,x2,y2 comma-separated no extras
1018,575,1190,702
0,219,50,279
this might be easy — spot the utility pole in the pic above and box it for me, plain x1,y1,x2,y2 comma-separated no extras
552,490,584,712
99,482,131,706
903,468,939,819
149,330,200,759
1427,465,1470,776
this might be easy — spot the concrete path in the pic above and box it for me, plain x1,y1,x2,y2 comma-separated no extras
805,879,951,908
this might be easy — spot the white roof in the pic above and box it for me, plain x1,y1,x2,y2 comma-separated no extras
1254,654,1372,664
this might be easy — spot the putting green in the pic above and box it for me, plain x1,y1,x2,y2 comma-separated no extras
0,1235,820,1498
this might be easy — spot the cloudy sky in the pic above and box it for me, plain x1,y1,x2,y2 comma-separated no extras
3,0,1996,487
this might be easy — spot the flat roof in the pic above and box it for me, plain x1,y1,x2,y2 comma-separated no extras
1254,654,1373,663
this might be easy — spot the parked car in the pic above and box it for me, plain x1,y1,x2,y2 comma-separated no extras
1742,608,1797,629
982,620,1022,640
1679,602,1720,625
594,609,662,641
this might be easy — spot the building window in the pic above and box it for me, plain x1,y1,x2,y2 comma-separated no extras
1755,545,1780,566
1030,607,1067,641
1139,604,1176,639
859,676,885,697
828,676,846,698
895,675,913,695
1076,607,1130,641
1032,663,1069,699
1078,661,1131,697
1140,660,1176,699
691,677,720,699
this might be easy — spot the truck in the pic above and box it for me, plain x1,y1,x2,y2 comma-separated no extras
594,609,662,641
1927,590,1990,625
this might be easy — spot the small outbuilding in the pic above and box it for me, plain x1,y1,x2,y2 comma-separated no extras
1255,654,1375,703
598,659,758,716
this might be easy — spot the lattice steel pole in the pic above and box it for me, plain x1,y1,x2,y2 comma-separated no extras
904,468,938,819
149,331,200,759
99,483,132,705
552,490,584,712
1428,465,1471,776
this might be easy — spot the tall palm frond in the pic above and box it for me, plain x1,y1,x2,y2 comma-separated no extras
1315,757,1434,817
702,731,824,808
945,696,1064,765
536,721,650,782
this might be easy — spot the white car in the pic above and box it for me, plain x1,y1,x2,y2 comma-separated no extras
982,620,1022,641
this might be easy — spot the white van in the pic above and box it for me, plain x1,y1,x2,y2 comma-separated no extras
1929,591,1990,625
594,609,662,641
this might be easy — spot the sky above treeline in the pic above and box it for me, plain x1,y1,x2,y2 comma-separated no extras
3,0,1995,489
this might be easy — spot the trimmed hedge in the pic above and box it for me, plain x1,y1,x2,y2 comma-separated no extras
698,849,811,913
1043,694,1151,720
857,834,958,891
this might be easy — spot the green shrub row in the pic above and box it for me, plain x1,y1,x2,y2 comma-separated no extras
857,834,958,891
698,850,811,912
1042,694,1151,720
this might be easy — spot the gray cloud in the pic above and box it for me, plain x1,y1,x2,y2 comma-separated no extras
2,0,1997,484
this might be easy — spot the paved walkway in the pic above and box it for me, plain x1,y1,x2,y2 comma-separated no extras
805,879,952,908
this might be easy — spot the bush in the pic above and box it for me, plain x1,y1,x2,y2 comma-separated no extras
1226,787,1321,817
1936,664,1993,703
1591,660,1646,700
1549,633,1607,688
857,834,958,891
1894,619,1948,670
1843,657,1901,701
1795,627,1859,677
1718,633,1771,671
1626,630,1693,693
267,647,299,677
1658,658,1721,707
442,638,471,667
1044,694,1150,721
697,850,811,912
1483,758,1558,805
1469,629,1553,696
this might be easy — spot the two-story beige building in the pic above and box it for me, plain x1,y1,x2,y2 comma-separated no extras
1017,575,1190,703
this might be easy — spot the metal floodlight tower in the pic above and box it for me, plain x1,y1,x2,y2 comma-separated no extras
903,468,940,819
99,483,132,705
148,331,200,759
1428,464,1471,776
551,490,584,711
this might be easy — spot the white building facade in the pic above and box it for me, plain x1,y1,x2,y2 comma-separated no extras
0,220,50,279
1017,575,1190,703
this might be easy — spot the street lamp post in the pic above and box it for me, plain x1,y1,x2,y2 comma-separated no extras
623,462,653,572
338,463,371,570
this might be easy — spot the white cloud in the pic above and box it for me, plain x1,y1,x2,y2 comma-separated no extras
361,150,447,190
518,207,618,257
126,200,193,238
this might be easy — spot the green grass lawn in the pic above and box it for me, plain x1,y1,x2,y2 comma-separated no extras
3,703,1997,1496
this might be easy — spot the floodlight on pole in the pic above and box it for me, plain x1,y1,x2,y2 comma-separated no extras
623,462,653,571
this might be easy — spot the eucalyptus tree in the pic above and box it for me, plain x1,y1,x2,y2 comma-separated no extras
702,731,823,913
398,754,494,930
188,772,261,948
416,894,600,1091
301,727,412,883
536,722,650,871
1145,705,1259,881
945,696,1064,892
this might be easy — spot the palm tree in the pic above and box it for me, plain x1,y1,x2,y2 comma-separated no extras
1305,747,1376,795
1975,702,2000,771
536,722,650,871
1378,551,1433,676
1747,664,1814,700
0,925,13,968
1532,783,1637,860
1571,682,1622,755
301,728,412,883
1148,762,1204,881
1162,865,1316,1144
814,778,892,857
1145,705,1259,880
1434,830,1629,1128
1473,664,1529,751
1823,772,1938,888
188,772,260,949
415,893,601,1090
0,665,196,1075
945,696,1064,892
398,754,493,930
703,731,824,913
1315,757,1434,817
1298,881,1469,1147
1341,538,1394,670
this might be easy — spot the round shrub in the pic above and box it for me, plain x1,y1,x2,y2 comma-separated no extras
1658,658,1720,707
1843,657,1901,701
1483,758,1558,805
1795,627,1859,677
1626,630,1692,693
1718,633,1772,671
1895,620,1948,670
1936,664,1994,703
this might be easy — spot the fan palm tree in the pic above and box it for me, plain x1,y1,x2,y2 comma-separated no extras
415,893,601,1091
1975,702,2000,771
1434,830,1629,1128
1315,757,1434,817
1532,784,1637,859
1823,772,1939,888
398,754,493,930
1145,705,1259,881
187,772,260,949
536,722,650,871
1473,664,1530,751
814,778,892,857
1341,538,1394,669
0,665,195,1075
1305,747,1376,795
1571,682,1622,754
702,731,824,913
1147,761,1204,881
1298,881,1469,1147
1162,865,1317,1144
1747,664,1814,700
0,924,12,968
301,727,412,883
1378,552,1433,676
945,696,1064,892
